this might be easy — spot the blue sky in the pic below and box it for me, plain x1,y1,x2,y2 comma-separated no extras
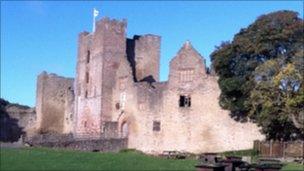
1,1,303,107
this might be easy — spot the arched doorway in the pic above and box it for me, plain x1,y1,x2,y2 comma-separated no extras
121,121,129,138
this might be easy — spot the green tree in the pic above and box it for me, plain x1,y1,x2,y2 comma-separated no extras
211,10,304,140
273,55,304,131
249,57,303,140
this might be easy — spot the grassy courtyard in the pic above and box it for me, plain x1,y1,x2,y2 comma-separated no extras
0,147,303,170
0,147,197,170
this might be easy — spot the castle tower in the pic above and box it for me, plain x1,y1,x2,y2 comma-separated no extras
74,17,127,139
36,72,74,134
126,35,161,82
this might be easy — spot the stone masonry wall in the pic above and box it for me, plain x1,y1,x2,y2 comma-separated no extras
5,105,36,137
36,72,74,134
74,18,127,139
26,133,127,152
134,35,161,82
99,18,127,124
117,41,264,154
111,55,138,140
74,31,103,139
36,17,265,154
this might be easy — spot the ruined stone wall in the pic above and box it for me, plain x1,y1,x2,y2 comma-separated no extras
111,53,166,151
133,35,161,82
71,18,264,154
1,99,36,139
63,85,74,134
74,18,127,139
99,18,127,124
109,34,162,150
26,133,127,152
117,41,264,154
36,72,74,134
74,31,103,139
158,76,264,154
126,82,165,152
5,105,36,137
111,56,138,142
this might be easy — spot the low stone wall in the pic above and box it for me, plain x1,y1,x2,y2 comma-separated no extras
25,133,127,152
64,139,127,152
0,137,23,148
26,133,74,144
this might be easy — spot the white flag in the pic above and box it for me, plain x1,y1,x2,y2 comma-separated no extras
93,8,99,17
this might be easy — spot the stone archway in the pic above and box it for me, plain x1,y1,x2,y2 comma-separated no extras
117,111,135,139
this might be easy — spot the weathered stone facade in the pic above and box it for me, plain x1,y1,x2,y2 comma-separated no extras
25,133,127,152
36,72,74,134
5,104,36,137
0,98,36,141
35,17,264,154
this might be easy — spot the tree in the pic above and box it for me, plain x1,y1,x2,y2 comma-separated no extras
211,10,304,140
273,54,304,131
249,57,303,140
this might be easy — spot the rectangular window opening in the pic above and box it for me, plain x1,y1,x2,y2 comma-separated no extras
86,72,89,83
153,121,161,131
179,69,194,82
85,90,88,98
179,95,191,107
86,50,90,63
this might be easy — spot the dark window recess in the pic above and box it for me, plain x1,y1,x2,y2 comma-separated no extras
153,121,161,131
179,95,191,107
115,103,120,110
84,121,87,127
86,72,89,83
85,90,88,98
86,51,90,63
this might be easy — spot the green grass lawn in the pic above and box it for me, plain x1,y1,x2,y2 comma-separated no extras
282,162,304,171
0,147,197,170
0,147,303,171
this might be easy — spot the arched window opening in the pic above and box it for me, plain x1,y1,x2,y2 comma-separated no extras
121,122,128,138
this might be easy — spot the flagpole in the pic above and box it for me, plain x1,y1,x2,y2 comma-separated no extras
92,8,96,33
92,8,100,33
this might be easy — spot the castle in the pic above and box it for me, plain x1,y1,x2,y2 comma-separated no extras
35,17,264,154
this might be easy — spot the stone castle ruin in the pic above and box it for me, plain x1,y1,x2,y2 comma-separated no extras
35,17,264,154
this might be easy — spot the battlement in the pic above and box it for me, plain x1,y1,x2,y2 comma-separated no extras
95,17,127,33
138,34,161,42
38,71,74,81
79,31,90,38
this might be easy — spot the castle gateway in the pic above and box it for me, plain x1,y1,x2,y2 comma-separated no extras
35,17,264,154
